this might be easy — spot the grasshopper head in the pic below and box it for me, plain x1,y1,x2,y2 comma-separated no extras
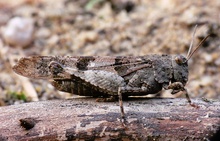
172,55,188,85
171,34,210,85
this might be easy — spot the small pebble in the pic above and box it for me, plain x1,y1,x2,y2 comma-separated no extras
35,27,51,38
47,34,59,46
82,31,98,43
203,53,213,64
2,17,34,47
200,76,212,86
215,58,220,66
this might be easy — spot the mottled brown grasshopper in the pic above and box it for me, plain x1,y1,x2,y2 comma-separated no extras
13,27,209,120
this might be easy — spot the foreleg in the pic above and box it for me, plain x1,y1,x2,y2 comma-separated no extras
167,82,199,108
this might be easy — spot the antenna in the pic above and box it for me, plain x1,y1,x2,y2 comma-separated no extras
187,25,198,59
186,34,210,61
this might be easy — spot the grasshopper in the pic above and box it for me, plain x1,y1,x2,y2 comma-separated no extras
13,26,209,120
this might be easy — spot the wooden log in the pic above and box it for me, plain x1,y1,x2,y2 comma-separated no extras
0,98,219,141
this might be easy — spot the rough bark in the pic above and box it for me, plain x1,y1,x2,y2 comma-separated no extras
0,98,219,141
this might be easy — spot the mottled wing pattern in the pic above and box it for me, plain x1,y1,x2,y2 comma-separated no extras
13,56,77,79
13,56,153,79
85,56,154,78
13,56,113,79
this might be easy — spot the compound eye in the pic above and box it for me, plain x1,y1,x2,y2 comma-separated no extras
175,55,185,64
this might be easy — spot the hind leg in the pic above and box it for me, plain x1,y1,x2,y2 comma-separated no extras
118,87,125,121
118,85,158,122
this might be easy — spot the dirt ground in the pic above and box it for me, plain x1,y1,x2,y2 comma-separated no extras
0,0,219,105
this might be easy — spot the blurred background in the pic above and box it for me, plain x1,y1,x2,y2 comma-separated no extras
0,0,219,106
